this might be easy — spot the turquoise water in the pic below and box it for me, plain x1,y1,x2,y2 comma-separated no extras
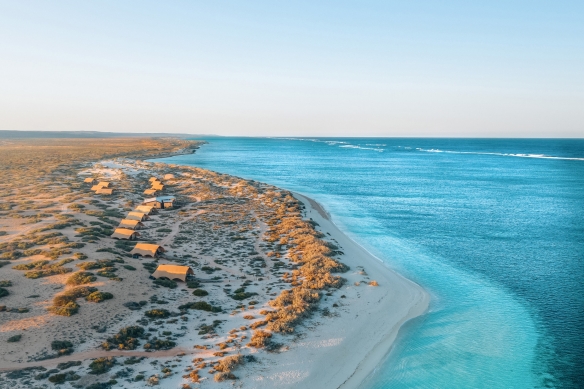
154,138,584,388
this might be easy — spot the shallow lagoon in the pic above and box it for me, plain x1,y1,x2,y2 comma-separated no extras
156,138,584,389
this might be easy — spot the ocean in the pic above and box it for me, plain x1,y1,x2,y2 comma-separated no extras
154,138,584,389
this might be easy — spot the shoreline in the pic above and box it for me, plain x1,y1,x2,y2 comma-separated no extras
0,139,430,389
291,192,430,388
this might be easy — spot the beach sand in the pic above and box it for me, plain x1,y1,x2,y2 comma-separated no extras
233,193,430,389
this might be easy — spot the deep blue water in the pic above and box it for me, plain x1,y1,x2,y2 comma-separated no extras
154,138,584,388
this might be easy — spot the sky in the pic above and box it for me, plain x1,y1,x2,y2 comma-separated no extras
0,1,583,137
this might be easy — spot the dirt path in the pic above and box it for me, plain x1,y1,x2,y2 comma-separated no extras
0,347,213,372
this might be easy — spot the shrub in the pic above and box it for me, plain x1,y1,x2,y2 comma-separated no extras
191,288,208,297
86,291,113,303
145,309,170,318
123,265,136,271
89,357,117,374
50,301,79,316
179,301,221,313
143,338,176,350
153,279,177,289
214,372,236,382
215,355,243,373
67,271,96,285
186,370,200,383
0,288,9,298
51,340,74,355
7,334,22,342
247,330,272,348
0,280,13,287
102,326,145,350
186,281,200,288
49,286,97,316
231,291,256,301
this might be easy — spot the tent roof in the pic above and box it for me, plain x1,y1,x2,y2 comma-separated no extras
96,188,113,194
152,264,193,282
111,228,139,239
119,219,143,229
130,243,164,257
152,183,164,190
84,177,95,183
135,205,154,214
149,177,160,182
98,181,110,188
127,211,146,220
163,174,175,180
144,189,157,195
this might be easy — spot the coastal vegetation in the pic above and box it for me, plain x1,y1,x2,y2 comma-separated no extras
0,136,362,388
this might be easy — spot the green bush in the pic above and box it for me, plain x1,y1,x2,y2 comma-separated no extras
89,357,117,374
153,279,177,289
192,288,208,296
51,340,74,354
144,309,170,318
0,280,13,287
0,288,9,298
143,338,176,350
123,265,136,271
67,271,96,285
179,301,221,313
49,301,79,316
7,334,22,342
186,280,201,288
101,326,145,350
86,291,113,303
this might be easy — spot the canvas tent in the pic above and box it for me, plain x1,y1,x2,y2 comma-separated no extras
152,183,164,191
84,177,96,184
111,228,139,240
119,219,144,230
96,188,114,195
143,189,157,195
143,196,175,209
152,264,193,282
135,205,155,215
149,177,160,183
163,174,175,180
126,211,148,221
130,243,164,257
98,181,110,188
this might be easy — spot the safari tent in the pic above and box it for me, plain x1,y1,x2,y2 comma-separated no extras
152,264,193,282
143,196,175,209
163,174,175,180
143,189,157,195
126,211,148,221
91,185,102,191
148,177,160,183
111,228,139,240
84,177,96,184
152,183,164,191
135,205,155,215
98,181,110,188
96,188,114,195
130,243,165,258
118,219,144,230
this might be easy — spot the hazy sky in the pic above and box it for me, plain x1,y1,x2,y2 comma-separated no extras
1,1,583,137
